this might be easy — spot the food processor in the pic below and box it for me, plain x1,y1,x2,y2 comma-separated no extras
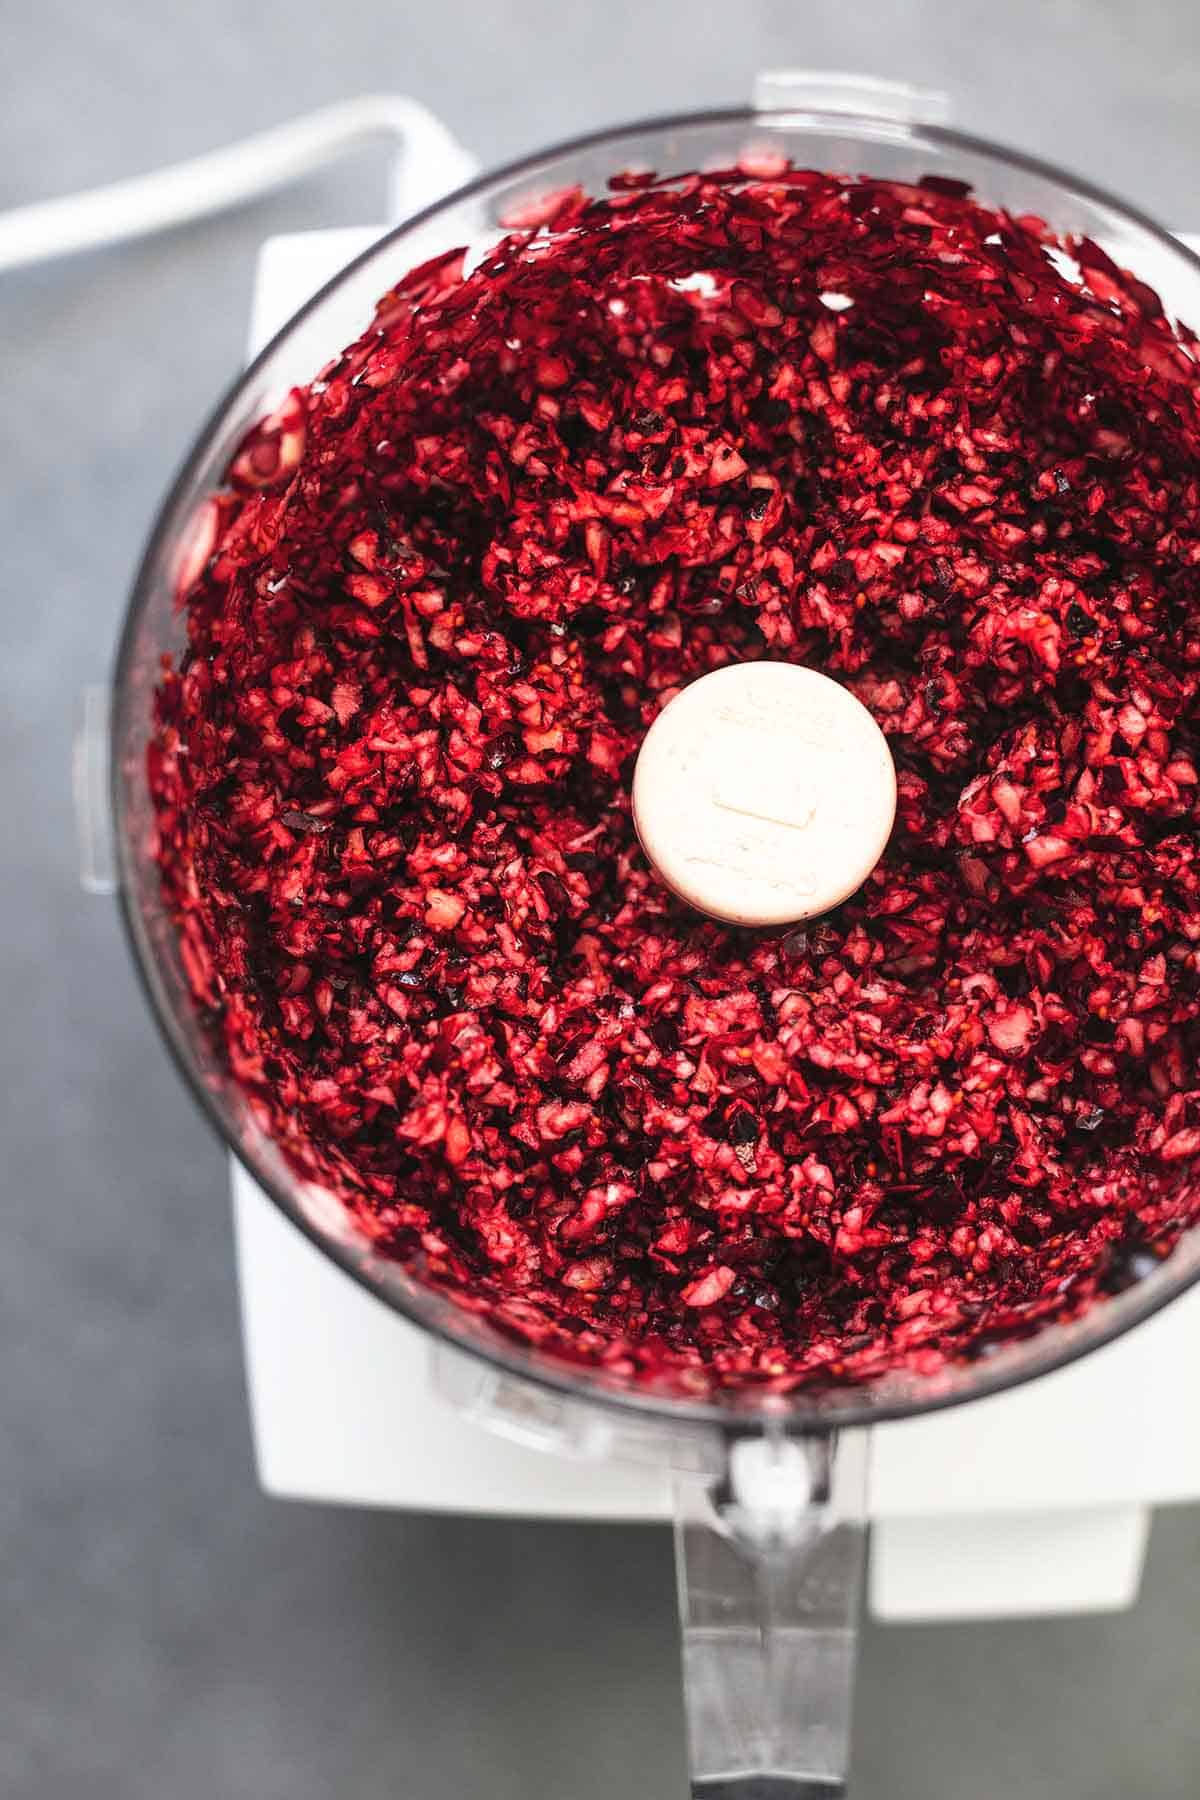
96,73,1200,1796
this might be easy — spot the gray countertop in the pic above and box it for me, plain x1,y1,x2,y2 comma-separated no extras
4,3,1200,1794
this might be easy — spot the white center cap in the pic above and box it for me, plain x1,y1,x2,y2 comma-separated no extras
631,661,897,927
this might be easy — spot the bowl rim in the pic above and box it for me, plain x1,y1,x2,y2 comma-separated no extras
113,100,1200,1436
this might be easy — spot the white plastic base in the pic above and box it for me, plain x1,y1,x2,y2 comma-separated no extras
234,223,1200,1623
871,1508,1150,1621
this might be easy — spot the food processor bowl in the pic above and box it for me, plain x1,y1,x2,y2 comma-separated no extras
111,85,1200,1794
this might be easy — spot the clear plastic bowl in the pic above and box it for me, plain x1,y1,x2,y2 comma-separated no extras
113,100,1200,1437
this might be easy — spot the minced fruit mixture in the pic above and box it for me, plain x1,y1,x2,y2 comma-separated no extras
150,159,1200,1394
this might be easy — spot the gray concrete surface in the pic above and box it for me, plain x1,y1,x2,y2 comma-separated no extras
3,3,1200,1795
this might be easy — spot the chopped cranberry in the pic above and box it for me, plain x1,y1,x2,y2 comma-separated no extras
150,161,1200,1396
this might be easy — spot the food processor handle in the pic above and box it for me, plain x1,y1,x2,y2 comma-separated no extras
674,1431,867,1797
430,1348,868,1790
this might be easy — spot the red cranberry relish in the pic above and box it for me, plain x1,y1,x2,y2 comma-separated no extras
151,163,1200,1394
